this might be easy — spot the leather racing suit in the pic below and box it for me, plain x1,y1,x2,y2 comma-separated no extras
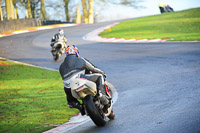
50,33,67,48
59,54,106,112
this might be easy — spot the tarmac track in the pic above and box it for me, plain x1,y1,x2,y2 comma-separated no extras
0,21,200,133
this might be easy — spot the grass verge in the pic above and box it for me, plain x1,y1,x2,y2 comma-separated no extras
0,59,79,133
99,8,200,41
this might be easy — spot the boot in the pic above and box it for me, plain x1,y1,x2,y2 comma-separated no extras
64,87,85,115
68,101,85,116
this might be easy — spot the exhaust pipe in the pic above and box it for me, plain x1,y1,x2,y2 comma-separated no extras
98,93,109,105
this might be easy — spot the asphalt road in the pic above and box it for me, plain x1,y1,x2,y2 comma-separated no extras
0,21,200,133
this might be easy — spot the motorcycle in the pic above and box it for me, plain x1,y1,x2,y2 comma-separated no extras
51,41,66,61
160,5,174,13
165,5,174,12
68,76,115,126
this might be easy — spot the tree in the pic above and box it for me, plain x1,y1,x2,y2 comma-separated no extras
40,0,46,20
26,0,32,18
17,0,40,19
6,0,13,20
88,0,93,24
81,0,94,24
6,0,11,19
13,0,19,19
82,0,88,23
30,0,40,19
5,0,20,20
81,0,144,24
63,0,70,22
0,0,3,21
76,7,81,24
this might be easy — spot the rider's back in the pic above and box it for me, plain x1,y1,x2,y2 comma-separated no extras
59,55,86,80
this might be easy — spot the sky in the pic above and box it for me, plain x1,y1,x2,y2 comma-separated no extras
99,0,200,21
15,0,200,22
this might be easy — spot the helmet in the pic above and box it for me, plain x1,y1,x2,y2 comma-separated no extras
159,2,166,7
65,45,79,57
59,29,64,35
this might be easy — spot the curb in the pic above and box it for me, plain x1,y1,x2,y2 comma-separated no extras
83,22,169,43
0,57,57,71
0,23,79,38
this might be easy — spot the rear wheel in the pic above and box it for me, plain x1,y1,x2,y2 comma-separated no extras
84,95,106,126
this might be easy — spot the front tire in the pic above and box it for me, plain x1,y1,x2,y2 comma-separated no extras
84,95,106,126
53,52,60,61
54,54,59,61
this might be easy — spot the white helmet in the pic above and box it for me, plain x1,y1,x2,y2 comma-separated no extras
59,29,64,35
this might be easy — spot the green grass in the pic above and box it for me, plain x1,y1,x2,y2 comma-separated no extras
99,8,200,41
0,59,79,133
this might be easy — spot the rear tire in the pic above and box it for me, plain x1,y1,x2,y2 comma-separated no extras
84,95,106,126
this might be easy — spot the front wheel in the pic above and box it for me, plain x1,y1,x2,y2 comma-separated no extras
52,51,60,61
84,95,106,126
53,54,59,61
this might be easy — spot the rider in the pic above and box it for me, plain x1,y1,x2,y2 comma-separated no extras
50,29,67,48
59,45,108,115
159,2,174,13
158,2,167,13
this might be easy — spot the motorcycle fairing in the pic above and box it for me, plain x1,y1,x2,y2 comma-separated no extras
63,70,85,88
71,78,97,99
